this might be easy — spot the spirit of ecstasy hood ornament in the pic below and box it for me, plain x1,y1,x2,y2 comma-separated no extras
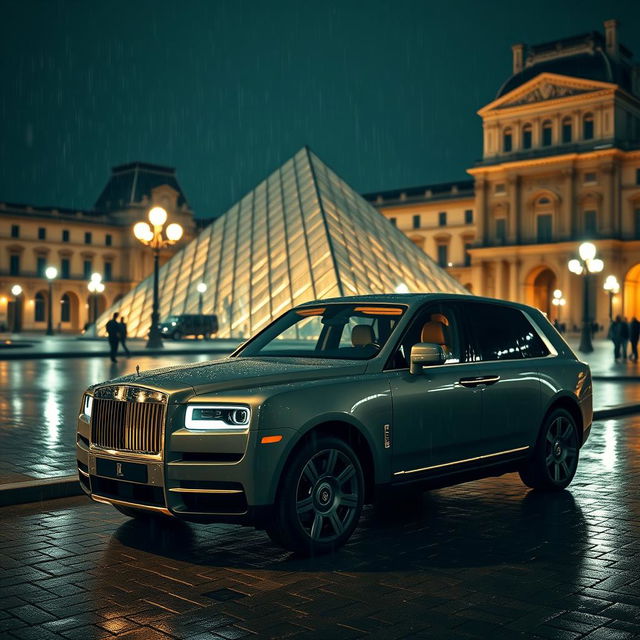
136,364,140,377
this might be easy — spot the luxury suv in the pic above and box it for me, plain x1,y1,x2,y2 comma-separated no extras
76,294,592,554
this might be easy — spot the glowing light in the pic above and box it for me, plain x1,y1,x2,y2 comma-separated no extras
133,221,152,241
197,282,207,293
568,259,583,275
90,272,102,283
148,206,168,227
553,289,562,299
395,283,409,294
45,266,58,280
578,242,596,262
589,258,604,273
11,285,22,296
165,223,183,242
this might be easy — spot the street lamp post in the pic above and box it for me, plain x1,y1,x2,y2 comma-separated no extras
197,282,207,315
133,207,183,349
10,284,22,334
568,242,604,354
87,273,105,324
45,266,58,336
603,275,620,321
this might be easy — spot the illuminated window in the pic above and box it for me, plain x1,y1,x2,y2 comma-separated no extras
542,121,553,146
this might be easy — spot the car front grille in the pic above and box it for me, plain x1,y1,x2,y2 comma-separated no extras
90,387,167,456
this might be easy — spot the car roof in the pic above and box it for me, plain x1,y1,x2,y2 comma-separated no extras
295,293,542,316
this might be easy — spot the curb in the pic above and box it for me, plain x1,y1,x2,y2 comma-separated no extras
593,403,640,419
0,476,83,507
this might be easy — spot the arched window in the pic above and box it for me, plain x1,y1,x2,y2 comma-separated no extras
60,293,70,323
34,292,45,323
503,128,512,152
542,120,553,146
522,124,532,149
537,197,550,205
583,113,594,140
562,117,573,144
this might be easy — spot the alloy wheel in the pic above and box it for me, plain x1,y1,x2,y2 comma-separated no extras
544,416,578,483
295,448,360,543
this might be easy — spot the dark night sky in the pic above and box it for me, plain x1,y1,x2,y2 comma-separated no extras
1,0,639,220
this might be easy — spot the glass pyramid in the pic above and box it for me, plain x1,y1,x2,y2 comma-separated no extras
97,147,467,339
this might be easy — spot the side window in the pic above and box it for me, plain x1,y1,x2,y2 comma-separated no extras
387,303,462,369
465,303,549,361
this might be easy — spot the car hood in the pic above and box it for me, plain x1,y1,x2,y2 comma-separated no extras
93,357,368,400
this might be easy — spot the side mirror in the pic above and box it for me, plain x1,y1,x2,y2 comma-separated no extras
410,342,446,374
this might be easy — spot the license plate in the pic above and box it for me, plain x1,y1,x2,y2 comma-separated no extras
96,458,148,484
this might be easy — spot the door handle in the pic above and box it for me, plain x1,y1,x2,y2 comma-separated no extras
459,375,501,388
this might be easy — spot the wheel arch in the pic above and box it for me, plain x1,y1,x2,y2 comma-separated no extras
273,418,377,505
542,393,584,446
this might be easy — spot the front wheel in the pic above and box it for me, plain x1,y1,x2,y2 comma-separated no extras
267,436,364,555
519,408,579,491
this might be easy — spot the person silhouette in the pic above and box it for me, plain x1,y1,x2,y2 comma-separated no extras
105,312,120,363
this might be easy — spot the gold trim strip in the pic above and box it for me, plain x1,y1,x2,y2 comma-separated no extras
393,446,529,476
78,467,90,478
91,494,173,517
168,488,243,494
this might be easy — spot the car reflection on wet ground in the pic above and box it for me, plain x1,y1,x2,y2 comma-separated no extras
1,413,640,638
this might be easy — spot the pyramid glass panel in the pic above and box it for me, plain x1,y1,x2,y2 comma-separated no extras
96,147,467,339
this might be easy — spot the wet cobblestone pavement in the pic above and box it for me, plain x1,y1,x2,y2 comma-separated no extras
0,355,218,483
1,414,640,639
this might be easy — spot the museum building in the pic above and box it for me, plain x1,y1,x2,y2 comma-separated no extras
365,20,640,331
0,163,195,332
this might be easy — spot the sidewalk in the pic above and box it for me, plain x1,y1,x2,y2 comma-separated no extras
0,332,242,360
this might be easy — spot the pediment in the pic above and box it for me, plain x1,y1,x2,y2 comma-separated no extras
479,73,616,115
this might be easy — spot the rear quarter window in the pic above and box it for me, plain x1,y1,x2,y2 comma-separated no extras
465,303,549,361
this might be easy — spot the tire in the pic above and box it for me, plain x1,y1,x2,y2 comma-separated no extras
172,330,183,340
519,408,579,491
266,436,364,555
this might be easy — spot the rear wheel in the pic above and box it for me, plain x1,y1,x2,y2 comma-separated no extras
171,330,183,340
519,408,579,490
267,436,364,555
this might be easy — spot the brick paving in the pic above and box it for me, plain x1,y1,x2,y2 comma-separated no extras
0,354,217,483
1,414,640,638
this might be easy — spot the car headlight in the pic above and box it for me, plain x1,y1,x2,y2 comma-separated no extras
185,405,251,431
82,394,93,418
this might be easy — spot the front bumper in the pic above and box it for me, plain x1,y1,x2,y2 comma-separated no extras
76,412,292,526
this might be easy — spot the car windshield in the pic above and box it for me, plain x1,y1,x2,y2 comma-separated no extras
238,303,406,360
163,315,181,324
